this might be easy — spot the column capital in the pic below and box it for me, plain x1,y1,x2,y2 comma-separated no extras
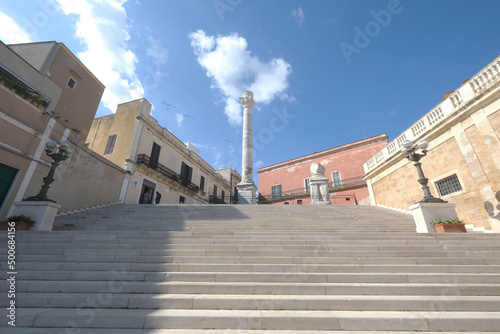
240,90,256,108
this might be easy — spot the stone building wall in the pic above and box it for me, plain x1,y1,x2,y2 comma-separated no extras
258,134,388,205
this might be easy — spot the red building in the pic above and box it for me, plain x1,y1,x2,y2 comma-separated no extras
257,134,388,205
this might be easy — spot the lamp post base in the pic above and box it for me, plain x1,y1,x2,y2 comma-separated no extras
418,196,447,204
10,201,61,231
23,195,56,203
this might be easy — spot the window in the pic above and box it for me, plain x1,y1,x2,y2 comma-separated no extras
104,134,117,155
213,185,218,196
272,184,282,199
150,142,161,169
297,200,303,205
304,178,310,193
221,190,225,201
180,162,193,186
332,171,342,188
200,176,205,191
179,196,186,204
435,174,462,196
67,77,76,89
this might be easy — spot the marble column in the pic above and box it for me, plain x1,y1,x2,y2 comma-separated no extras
237,91,258,204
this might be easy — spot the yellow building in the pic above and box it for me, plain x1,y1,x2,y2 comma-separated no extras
86,98,231,205
364,55,500,232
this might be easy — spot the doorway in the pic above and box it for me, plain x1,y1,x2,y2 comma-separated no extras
139,179,156,204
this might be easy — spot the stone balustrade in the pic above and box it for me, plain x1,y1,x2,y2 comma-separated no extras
364,55,500,174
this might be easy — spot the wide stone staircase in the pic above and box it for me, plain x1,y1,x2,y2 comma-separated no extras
1,204,500,333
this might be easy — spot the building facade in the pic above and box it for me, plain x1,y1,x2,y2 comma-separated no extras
257,134,389,205
363,55,500,232
216,168,242,204
0,41,124,220
85,98,231,205
8,42,105,145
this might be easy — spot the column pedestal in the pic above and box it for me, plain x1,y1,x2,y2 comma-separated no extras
237,182,257,205
409,202,459,233
310,178,331,205
11,201,61,231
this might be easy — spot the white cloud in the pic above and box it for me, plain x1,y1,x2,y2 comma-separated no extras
189,30,292,127
176,113,185,127
56,0,144,113
255,160,264,168
212,153,225,170
292,7,304,26
0,12,32,44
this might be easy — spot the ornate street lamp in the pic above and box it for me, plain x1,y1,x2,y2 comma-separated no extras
24,139,73,203
401,139,446,203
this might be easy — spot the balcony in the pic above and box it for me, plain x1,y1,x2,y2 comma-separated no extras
136,154,199,193
259,176,366,204
209,195,227,204
0,64,50,111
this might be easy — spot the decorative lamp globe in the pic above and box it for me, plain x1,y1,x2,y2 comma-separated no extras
65,146,74,156
402,140,414,149
417,140,429,150
59,140,70,149
401,147,409,155
45,140,57,150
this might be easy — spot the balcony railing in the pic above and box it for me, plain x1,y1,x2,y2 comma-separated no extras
259,192,358,205
209,195,227,204
259,176,366,204
364,55,500,174
136,154,199,193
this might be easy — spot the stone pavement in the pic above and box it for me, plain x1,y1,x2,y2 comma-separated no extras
1,204,500,333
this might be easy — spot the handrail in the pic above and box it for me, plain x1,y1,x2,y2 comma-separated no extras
259,176,366,202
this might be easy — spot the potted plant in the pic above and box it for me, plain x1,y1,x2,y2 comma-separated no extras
431,217,466,233
0,215,36,231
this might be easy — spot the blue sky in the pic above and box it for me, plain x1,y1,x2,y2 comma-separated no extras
1,0,499,185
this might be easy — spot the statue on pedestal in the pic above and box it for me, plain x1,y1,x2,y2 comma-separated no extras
310,163,331,205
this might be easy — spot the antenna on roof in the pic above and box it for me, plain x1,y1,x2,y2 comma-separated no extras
179,113,196,137
162,101,176,111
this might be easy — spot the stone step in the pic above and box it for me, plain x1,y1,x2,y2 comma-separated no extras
5,262,500,273
4,308,500,331
11,271,500,284
6,280,500,295
6,254,500,265
18,242,498,252
11,247,500,259
8,293,500,311
2,330,499,334
3,204,499,332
